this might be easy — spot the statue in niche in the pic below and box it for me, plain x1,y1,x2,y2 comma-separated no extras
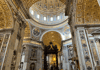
70,49,73,57
5,34,9,39
11,50,17,70
30,63,35,70
22,47,26,54
70,62,76,70
68,48,73,58
30,48,37,59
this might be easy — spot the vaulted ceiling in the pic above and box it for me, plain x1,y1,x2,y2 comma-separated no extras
0,0,14,29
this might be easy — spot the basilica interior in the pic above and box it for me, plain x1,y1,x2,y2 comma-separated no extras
0,0,100,70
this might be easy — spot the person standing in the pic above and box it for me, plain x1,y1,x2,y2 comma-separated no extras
51,65,53,70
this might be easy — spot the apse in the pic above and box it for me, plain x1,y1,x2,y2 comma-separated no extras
42,31,62,51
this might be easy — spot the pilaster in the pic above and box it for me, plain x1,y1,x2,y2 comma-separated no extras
75,27,94,70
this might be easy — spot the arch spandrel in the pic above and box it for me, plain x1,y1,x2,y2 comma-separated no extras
0,0,14,29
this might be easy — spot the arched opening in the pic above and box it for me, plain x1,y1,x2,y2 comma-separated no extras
30,63,35,70
42,31,62,70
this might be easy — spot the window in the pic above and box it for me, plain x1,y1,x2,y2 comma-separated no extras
57,16,60,20
37,14,40,19
69,33,72,38
44,17,46,21
60,13,63,19
31,10,34,15
50,17,53,21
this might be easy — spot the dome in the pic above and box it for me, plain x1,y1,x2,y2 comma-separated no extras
29,0,68,25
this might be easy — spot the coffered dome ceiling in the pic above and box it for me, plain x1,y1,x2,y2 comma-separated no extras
21,0,66,11
29,0,68,25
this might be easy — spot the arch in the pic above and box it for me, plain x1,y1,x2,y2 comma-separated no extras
0,0,14,29
40,30,64,41
41,31,62,51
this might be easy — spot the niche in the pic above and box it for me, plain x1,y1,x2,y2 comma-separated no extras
30,63,35,70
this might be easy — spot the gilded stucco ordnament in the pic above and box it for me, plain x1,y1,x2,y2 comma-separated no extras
0,0,13,29
42,31,62,51
76,0,100,25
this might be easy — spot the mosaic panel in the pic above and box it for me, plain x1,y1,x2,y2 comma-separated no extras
32,28,41,37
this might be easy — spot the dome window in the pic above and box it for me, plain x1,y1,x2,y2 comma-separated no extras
57,16,60,20
44,17,46,21
50,17,53,21
31,10,34,15
37,14,40,19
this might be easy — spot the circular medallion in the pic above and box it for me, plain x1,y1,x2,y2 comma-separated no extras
32,28,41,37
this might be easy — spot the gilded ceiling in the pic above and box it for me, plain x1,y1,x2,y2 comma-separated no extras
0,0,13,29
76,0,100,25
